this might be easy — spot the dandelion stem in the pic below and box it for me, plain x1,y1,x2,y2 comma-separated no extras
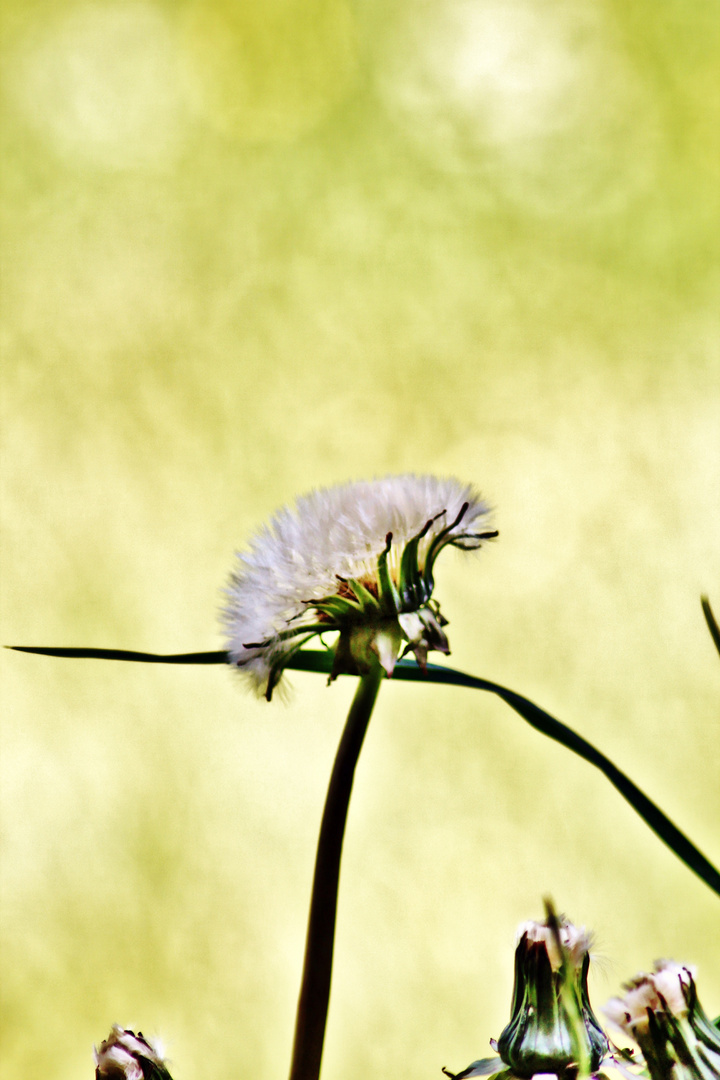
288,660,384,1080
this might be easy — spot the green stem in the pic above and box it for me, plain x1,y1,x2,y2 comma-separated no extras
288,661,384,1080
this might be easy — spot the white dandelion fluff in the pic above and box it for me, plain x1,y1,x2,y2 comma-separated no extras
223,474,497,699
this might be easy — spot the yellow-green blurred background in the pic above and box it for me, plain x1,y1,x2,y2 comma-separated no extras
1,0,719,1077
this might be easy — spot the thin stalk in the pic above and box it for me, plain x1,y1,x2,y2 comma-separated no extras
288,661,384,1080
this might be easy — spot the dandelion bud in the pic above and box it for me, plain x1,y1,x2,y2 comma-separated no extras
496,914,608,1078
443,906,609,1080
94,1026,173,1080
605,961,720,1080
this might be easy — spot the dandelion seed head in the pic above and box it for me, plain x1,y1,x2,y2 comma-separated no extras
222,474,495,698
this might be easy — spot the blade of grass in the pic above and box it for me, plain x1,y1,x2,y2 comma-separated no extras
9,641,720,898
351,653,719,901
7,645,227,663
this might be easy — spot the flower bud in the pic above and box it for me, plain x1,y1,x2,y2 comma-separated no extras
443,905,609,1080
496,914,608,1078
94,1026,173,1080
605,961,720,1080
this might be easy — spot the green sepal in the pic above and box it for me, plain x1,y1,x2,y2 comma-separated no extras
685,980,720,1057
637,1010,691,1080
243,620,339,650
398,514,439,609
265,631,331,700
448,529,499,551
308,595,361,621
422,502,469,595
345,577,381,615
376,533,400,615
442,1060,510,1078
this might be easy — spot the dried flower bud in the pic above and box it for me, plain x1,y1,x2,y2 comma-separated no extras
443,905,609,1080
496,913,608,1078
605,962,720,1080
94,1026,173,1080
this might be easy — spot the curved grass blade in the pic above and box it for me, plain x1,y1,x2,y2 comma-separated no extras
8,642,720,898
288,651,720,900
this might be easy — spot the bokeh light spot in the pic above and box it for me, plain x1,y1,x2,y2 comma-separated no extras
375,0,660,216
10,2,187,171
